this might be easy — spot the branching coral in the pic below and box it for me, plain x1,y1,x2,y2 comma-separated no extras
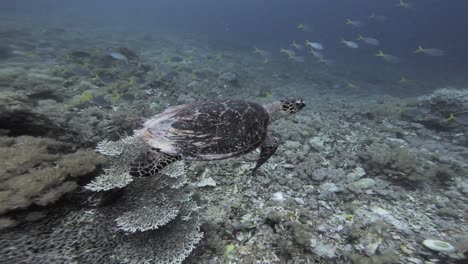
96,173,203,264
95,134,145,156
115,205,180,232
0,171,203,264
86,135,149,191
86,135,187,191
80,134,202,263
85,166,134,191
112,175,192,233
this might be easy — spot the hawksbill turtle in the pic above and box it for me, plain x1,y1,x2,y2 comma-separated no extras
130,98,305,176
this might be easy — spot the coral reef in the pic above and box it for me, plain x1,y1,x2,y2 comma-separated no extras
402,88,468,131
0,18,467,263
183,95,467,263
83,135,202,263
418,88,468,114
0,175,202,264
0,92,64,137
359,141,459,183
0,136,201,263
84,135,148,191
0,135,106,216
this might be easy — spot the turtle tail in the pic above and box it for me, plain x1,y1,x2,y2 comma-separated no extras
130,149,181,177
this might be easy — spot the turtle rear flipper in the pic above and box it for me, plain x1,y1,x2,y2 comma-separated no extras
251,136,279,175
130,150,180,177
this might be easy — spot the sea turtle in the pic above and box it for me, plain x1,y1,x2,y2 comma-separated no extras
130,98,305,177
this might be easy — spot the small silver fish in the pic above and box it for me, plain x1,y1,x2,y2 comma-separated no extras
289,55,305,63
382,54,401,64
414,46,445,56
357,35,380,46
305,40,324,50
297,24,312,32
280,48,296,57
291,42,304,51
397,0,413,9
341,39,359,49
109,52,128,61
346,19,362,27
308,49,324,59
376,50,401,64
369,13,388,22
318,58,336,67
254,47,271,57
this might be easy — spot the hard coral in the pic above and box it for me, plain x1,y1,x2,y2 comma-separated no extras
93,174,203,264
81,134,202,263
419,88,468,115
0,92,60,137
359,141,458,184
85,135,149,191
0,171,202,264
0,135,106,215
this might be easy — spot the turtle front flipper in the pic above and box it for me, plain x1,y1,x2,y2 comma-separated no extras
251,136,279,175
130,150,181,177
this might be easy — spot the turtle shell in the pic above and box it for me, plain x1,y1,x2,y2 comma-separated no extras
136,100,269,160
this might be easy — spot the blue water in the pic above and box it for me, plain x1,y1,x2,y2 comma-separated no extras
2,0,468,90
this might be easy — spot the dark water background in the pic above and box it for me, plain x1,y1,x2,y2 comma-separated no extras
2,0,468,89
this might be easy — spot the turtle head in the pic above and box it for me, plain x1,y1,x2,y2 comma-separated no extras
280,98,305,114
264,98,305,122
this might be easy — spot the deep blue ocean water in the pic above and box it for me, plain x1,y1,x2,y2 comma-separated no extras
2,0,468,93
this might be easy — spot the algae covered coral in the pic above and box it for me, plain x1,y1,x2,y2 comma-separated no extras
0,135,105,225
